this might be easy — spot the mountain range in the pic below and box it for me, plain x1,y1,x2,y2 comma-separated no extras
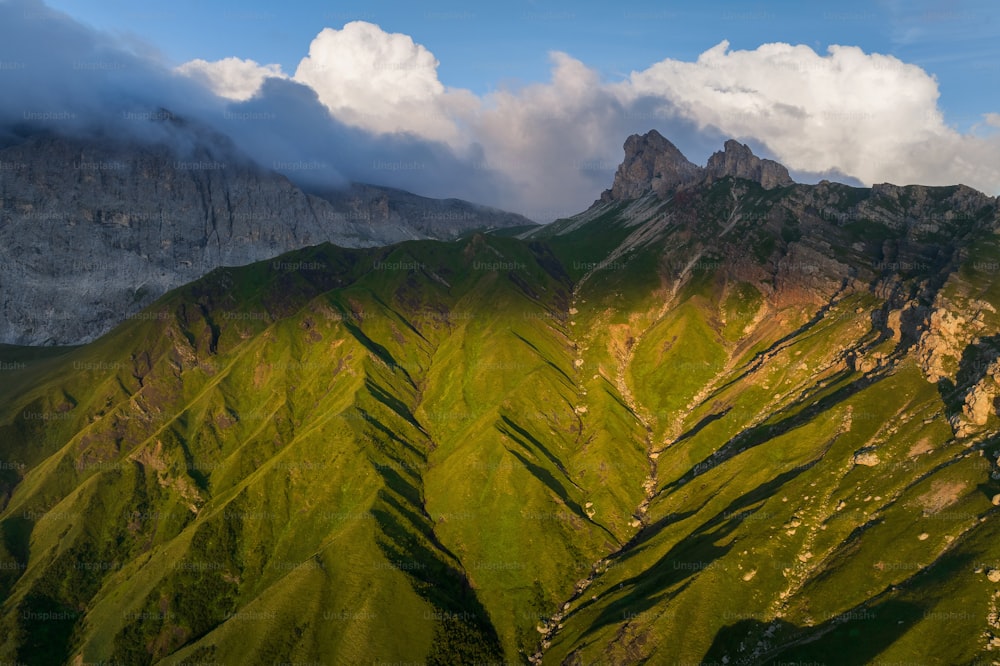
0,117,535,346
2,129,1000,665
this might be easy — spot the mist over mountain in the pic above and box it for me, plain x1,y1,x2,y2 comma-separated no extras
2,128,1000,664
4,0,996,226
0,1,526,214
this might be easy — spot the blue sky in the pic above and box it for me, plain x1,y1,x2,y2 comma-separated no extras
43,0,1000,131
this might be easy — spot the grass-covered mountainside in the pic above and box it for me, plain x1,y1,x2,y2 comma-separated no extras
2,135,1000,664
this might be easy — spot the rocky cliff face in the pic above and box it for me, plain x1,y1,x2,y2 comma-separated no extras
704,139,793,189
600,130,701,201
601,131,793,202
0,129,534,345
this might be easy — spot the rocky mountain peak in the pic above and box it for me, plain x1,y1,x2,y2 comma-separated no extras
601,131,794,202
704,139,793,190
600,130,701,202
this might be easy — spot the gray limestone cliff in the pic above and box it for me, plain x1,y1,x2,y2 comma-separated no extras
0,129,535,345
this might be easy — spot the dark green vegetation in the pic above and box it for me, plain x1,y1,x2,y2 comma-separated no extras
2,175,1000,665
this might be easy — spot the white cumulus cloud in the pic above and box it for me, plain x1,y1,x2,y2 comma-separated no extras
292,21,471,143
467,52,638,220
176,57,287,101
619,40,1000,194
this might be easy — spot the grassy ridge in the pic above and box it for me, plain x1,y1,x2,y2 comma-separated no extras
1,178,999,664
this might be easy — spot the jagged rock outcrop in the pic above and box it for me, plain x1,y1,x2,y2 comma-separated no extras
853,447,881,467
600,131,793,203
964,377,997,426
948,358,1000,437
600,130,701,202
705,139,793,190
0,128,534,345
916,302,997,386
916,308,978,384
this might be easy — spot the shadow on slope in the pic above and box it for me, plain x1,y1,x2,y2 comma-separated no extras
577,462,816,638
700,598,923,665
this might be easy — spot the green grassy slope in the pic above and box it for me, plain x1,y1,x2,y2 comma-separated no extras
1,177,999,665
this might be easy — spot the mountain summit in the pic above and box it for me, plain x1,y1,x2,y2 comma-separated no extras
600,130,702,201
601,130,793,202
705,139,793,189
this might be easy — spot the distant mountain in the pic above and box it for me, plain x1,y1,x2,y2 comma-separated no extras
0,120,536,345
307,182,538,240
2,131,1000,665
